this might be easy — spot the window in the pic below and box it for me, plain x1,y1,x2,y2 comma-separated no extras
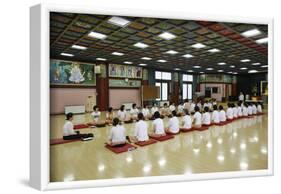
183,83,192,100
162,72,172,80
212,87,218,94
155,71,162,80
155,71,171,101
182,74,193,100
155,71,172,80
188,84,192,100
182,84,187,100
162,83,168,100
183,74,193,82
155,82,168,101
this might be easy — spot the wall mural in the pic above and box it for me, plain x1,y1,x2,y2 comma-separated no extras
109,64,142,79
50,59,96,87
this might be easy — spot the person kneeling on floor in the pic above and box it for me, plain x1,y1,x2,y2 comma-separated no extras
63,113,93,140
127,112,149,143
165,110,180,134
107,117,127,147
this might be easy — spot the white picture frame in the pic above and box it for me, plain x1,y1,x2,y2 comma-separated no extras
30,3,274,191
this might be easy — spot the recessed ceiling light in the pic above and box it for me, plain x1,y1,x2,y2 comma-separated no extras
261,65,268,68
165,50,178,54
193,66,201,68
124,61,133,64
241,28,262,38
228,71,233,74
233,72,238,74
252,63,261,66
141,57,152,60
248,70,259,73
134,42,149,48
240,67,248,70
139,63,147,66
182,54,194,58
60,53,74,57
199,72,204,74
112,52,124,56
208,48,220,53
108,16,130,27
218,70,224,72
157,59,167,63
240,59,251,62
88,31,107,39
206,68,214,70
174,68,181,71
191,43,206,49
187,70,194,72
71,45,87,50
158,32,176,40
230,65,235,68
218,62,226,65
96,58,107,61
256,37,268,44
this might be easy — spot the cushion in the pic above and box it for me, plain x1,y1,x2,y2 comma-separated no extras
105,143,137,154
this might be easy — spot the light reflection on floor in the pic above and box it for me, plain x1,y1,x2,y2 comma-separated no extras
50,112,268,182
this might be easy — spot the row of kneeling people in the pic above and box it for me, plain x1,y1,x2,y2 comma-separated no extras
61,102,263,146
88,101,263,126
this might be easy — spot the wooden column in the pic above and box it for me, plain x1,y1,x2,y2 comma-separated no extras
96,64,109,111
171,72,179,105
141,69,149,106
232,76,237,97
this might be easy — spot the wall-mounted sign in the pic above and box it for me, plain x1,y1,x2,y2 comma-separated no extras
109,79,141,88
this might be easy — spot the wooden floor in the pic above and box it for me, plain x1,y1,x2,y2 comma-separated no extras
50,110,268,182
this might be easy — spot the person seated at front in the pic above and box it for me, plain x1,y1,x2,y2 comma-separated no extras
141,104,150,120
202,106,211,125
232,103,238,118
252,103,257,115
177,102,184,116
211,105,220,124
161,103,170,117
203,100,209,109
130,103,139,120
107,117,127,147
226,103,234,120
91,105,101,123
150,103,159,116
242,103,249,116
189,100,196,113
182,109,192,130
213,99,217,106
63,113,93,140
105,107,115,124
257,102,263,113
127,113,149,143
193,106,202,128
91,105,106,125
183,99,190,112
207,100,213,110
196,100,202,112
169,102,176,112
117,105,126,122
237,102,243,117
149,111,166,137
219,105,226,122
248,103,253,115
165,110,180,134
